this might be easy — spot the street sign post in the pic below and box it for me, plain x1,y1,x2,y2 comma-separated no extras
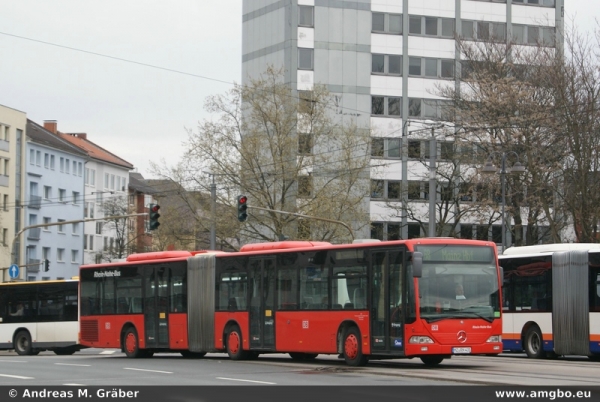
8,264,19,279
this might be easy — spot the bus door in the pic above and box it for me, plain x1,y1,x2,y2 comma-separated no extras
143,266,169,349
370,250,405,355
249,258,275,350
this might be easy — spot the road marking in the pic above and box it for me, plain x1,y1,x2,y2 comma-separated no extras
123,368,173,374
0,374,33,379
64,383,86,386
0,360,26,363
100,351,117,355
216,377,276,385
55,363,91,367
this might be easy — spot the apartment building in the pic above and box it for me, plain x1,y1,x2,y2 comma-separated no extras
25,120,87,281
242,0,563,243
0,105,27,281
44,121,134,265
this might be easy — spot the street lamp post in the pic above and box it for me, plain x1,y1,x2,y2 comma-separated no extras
482,151,526,252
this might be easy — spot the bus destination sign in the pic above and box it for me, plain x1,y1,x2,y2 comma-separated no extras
416,246,493,263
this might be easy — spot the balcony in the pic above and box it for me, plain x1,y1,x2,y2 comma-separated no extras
0,175,8,188
27,228,41,240
0,140,8,152
27,259,40,273
29,195,41,209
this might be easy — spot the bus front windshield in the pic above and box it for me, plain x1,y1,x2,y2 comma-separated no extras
415,246,500,323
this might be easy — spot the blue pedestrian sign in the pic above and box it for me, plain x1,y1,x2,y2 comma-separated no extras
8,264,19,279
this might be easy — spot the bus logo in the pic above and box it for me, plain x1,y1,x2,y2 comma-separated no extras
302,320,309,329
457,330,467,343
394,339,402,347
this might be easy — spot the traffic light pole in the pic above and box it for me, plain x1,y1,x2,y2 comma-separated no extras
9,213,148,271
247,206,354,241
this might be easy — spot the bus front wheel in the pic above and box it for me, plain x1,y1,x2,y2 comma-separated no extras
342,327,369,367
123,328,146,358
420,355,445,366
524,326,545,359
226,326,247,360
14,331,33,356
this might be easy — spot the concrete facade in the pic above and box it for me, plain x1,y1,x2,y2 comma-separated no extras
242,0,564,243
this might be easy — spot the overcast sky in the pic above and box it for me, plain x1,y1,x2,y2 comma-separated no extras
0,1,597,178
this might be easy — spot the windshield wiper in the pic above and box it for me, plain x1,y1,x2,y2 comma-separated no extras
455,311,494,322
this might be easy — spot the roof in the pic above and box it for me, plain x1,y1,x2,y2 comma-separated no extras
129,172,157,194
26,120,88,157
57,132,134,170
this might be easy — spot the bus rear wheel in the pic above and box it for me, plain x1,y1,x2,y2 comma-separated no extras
226,326,247,360
14,331,33,356
342,327,369,367
123,328,147,358
524,326,544,359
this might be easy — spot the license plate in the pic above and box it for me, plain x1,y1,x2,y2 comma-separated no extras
452,347,471,354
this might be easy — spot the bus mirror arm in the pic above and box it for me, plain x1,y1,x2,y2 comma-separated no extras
412,252,423,278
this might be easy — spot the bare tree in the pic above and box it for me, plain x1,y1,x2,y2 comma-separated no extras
152,67,371,247
98,196,132,261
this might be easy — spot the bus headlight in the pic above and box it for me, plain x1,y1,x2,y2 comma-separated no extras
409,336,434,344
486,335,502,343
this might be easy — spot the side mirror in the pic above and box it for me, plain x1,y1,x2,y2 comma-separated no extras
412,252,423,278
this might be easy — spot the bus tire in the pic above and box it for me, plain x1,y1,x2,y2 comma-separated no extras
524,326,544,359
420,355,445,366
226,326,247,360
342,327,369,367
14,330,33,356
181,351,207,358
123,328,145,358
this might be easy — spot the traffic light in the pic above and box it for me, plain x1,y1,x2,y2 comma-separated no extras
237,195,248,222
44,259,50,272
149,203,161,230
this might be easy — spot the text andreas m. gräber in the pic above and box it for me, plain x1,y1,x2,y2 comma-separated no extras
14,388,139,398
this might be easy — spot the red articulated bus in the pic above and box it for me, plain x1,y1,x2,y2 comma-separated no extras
79,238,502,366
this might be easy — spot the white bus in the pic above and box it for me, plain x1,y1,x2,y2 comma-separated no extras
499,244,600,359
0,279,82,355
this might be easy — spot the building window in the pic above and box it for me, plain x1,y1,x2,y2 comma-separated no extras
409,16,422,34
43,186,51,200
371,96,402,117
44,153,49,168
71,250,78,263
50,155,55,170
298,134,313,155
371,222,402,240
371,54,402,75
72,222,79,235
298,48,314,70
57,248,65,262
57,219,65,233
85,202,94,218
372,13,402,34
59,189,66,203
36,151,41,166
30,150,35,165
65,159,70,174
72,191,80,204
60,157,64,172
298,5,314,27
96,222,103,235
425,17,437,36
42,247,50,261
298,176,312,198
371,180,384,198
2,228,7,246
3,194,7,211
298,91,315,113
43,217,51,231
371,138,401,159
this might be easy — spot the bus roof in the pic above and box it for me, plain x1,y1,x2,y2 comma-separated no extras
501,243,600,258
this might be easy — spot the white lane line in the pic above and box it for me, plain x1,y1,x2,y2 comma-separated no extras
123,368,173,374
55,363,91,367
216,377,276,385
64,383,86,386
0,360,26,363
0,374,33,379
100,351,117,355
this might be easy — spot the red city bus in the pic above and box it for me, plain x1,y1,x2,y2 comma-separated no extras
79,238,502,366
